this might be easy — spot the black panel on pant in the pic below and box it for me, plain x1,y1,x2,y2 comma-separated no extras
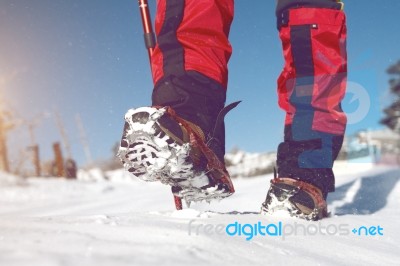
157,0,185,77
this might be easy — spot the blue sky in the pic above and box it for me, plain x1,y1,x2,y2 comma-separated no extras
1,0,400,168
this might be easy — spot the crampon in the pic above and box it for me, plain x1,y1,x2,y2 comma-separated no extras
260,177,328,221
118,106,235,209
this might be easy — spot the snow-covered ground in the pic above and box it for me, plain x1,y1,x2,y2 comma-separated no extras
0,162,399,266
225,150,275,178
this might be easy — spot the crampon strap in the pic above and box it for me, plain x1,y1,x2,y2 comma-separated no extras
210,101,241,138
164,106,237,193
271,177,327,213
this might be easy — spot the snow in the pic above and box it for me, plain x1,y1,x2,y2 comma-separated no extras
0,163,399,266
225,150,275,178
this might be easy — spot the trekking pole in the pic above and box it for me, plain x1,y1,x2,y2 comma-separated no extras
138,0,156,67
137,0,183,210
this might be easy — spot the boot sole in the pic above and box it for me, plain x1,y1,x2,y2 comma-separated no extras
118,107,233,204
260,181,327,221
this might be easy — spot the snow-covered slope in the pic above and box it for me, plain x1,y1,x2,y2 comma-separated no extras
225,150,275,178
0,164,399,266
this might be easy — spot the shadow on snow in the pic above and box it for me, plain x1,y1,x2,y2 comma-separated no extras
328,169,400,215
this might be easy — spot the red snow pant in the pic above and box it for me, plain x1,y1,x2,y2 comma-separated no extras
151,0,347,196
275,0,347,196
151,0,233,89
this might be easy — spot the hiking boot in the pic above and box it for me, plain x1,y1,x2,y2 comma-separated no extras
261,176,328,221
118,73,239,205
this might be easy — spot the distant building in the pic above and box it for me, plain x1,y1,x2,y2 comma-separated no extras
340,128,400,164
